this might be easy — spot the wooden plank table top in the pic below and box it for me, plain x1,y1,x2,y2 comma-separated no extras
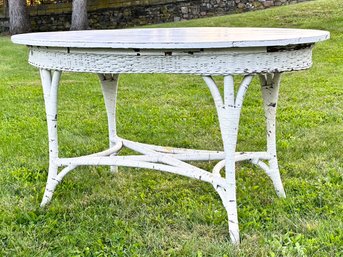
12,27,329,49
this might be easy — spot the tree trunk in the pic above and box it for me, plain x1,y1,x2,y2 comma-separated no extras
70,0,88,31
8,0,31,35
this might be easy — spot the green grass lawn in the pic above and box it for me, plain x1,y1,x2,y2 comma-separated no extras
0,0,342,256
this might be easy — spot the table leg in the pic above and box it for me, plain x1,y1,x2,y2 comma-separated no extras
40,69,61,207
203,75,253,244
98,74,121,173
260,73,286,197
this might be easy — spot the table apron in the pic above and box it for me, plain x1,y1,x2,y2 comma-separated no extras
28,46,313,75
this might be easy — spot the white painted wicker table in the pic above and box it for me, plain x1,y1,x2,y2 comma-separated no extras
12,28,329,244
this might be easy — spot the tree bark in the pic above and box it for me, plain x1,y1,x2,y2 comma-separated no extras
8,0,31,35
70,0,89,30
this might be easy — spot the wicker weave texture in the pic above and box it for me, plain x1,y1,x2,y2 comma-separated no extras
29,47,313,75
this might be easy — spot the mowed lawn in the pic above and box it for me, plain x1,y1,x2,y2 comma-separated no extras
0,0,342,256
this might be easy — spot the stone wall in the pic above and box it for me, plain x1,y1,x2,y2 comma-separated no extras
1,0,311,32
0,17,7,33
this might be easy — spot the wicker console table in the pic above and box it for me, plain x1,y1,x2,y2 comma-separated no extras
12,27,329,244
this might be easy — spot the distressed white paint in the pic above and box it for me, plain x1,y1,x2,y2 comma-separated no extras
98,73,120,172
203,75,254,242
25,46,313,75
12,28,329,244
259,73,286,197
39,69,61,207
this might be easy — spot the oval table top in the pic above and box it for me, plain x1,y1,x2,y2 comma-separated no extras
11,27,329,50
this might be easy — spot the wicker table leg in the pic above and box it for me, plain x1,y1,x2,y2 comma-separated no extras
260,73,286,197
203,73,287,243
203,75,253,244
40,68,62,207
98,73,122,173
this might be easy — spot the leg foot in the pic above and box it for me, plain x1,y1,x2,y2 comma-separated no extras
216,186,240,243
40,179,58,207
268,159,286,197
